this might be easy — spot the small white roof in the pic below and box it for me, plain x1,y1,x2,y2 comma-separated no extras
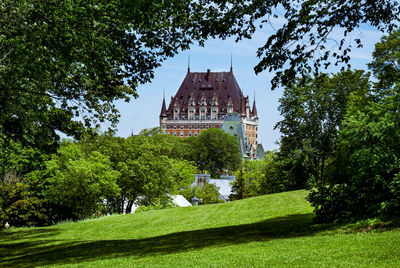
171,195,192,207
209,179,233,197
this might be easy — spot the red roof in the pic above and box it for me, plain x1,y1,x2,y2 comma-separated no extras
166,70,245,115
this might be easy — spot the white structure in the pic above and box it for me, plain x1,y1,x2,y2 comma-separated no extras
171,195,192,207
192,173,235,201
209,178,235,201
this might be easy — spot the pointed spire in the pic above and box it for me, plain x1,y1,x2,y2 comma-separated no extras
230,54,233,73
252,95,258,119
160,92,167,117
241,97,246,117
187,55,190,73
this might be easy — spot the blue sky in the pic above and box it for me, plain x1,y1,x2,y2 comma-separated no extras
112,24,384,151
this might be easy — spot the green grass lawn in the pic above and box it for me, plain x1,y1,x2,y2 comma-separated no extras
1,190,399,267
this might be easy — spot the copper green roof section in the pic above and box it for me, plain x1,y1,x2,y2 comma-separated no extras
256,144,265,159
222,113,251,158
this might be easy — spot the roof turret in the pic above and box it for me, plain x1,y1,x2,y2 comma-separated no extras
160,96,167,117
252,98,258,119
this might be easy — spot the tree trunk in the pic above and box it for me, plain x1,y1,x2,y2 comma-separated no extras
126,200,133,214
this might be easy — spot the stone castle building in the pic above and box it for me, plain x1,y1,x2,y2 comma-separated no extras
160,67,261,159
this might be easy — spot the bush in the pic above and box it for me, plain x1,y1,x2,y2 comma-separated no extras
0,174,48,227
181,184,223,205
135,200,173,213
379,174,400,218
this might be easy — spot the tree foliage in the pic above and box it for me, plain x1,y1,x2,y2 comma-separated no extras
78,130,198,214
369,29,400,90
0,173,47,227
202,0,399,89
0,0,213,155
308,86,400,221
3,0,398,156
45,141,120,220
182,184,223,205
231,152,284,200
186,128,241,177
275,70,371,189
0,135,48,178
308,30,400,222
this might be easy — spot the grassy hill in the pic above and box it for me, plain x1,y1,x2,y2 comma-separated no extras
1,190,399,267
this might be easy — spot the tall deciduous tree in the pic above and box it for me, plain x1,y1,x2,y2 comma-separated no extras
308,29,400,222
368,29,400,90
276,70,371,188
188,128,241,177
45,141,120,220
82,130,193,214
0,0,211,155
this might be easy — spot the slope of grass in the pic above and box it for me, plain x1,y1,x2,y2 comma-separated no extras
1,190,399,267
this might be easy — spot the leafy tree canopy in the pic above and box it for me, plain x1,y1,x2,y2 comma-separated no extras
2,0,398,162
45,141,120,220
186,128,242,177
308,29,400,222
369,29,400,90
0,0,210,152
275,69,371,189
202,0,399,89
232,152,284,199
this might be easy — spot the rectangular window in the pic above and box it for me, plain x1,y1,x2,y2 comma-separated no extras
180,125,183,129
166,125,170,129
189,125,192,129
212,124,215,128
194,132,198,136
188,132,192,136
180,131,184,136
194,125,198,129
200,125,204,129
206,125,209,129
173,132,177,136
173,125,177,129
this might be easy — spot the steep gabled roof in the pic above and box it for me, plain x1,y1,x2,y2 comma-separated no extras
166,70,245,114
